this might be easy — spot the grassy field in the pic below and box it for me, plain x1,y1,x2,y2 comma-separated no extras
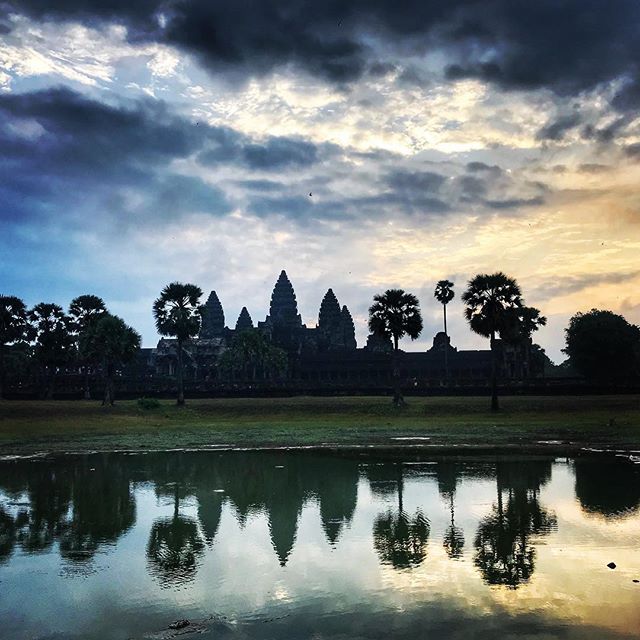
0,394,639,455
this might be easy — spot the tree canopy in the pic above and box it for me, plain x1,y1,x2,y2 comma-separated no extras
81,313,141,405
153,282,203,405
461,273,524,411
368,289,423,406
563,309,640,381
368,289,423,350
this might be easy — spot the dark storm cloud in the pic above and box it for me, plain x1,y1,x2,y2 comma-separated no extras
624,143,640,160
0,87,327,226
466,162,502,175
536,113,581,142
484,196,545,210
0,85,553,233
197,132,324,171
386,169,447,193
243,138,318,170
4,0,640,106
581,115,634,144
0,87,223,224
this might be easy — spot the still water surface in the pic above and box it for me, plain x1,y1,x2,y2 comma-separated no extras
0,451,639,639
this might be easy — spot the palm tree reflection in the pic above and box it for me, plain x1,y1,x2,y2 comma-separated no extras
372,464,430,570
474,460,556,588
147,482,205,588
437,461,465,560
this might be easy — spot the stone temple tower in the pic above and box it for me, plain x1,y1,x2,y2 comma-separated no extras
200,291,225,338
235,306,254,332
266,270,303,328
317,288,357,350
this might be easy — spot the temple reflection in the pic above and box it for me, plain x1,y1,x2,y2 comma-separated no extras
2,451,637,591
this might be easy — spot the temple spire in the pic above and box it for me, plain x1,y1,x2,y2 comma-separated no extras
235,307,254,332
318,288,341,331
268,270,302,328
340,305,357,350
200,291,225,338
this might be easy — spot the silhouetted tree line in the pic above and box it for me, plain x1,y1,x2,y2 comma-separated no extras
0,294,140,404
1,452,637,589
2,273,639,406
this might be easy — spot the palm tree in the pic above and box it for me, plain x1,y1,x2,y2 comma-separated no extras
433,280,455,379
461,273,523,411
0,295,30,400
81,313,141,405
368,289,423,406
29,303,75,399
153,283,203,406
68,295,107,399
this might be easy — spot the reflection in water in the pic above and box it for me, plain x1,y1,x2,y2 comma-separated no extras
147,483,205,588
474,460,557,589
575,458,640,518
0,452,639,639
0,505,16,563
371,463,430,570
436,462,465,559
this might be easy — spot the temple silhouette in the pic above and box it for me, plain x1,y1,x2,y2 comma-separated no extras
150,270,533,387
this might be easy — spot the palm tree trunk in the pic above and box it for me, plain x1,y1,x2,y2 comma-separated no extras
490,330,499,411
443,303,449,381
83,365,91,400
0,345,5,400
46,366,55,400
392,335,404,406
176,338,185,406
102,360,115,406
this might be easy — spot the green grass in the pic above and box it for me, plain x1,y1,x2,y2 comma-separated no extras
1,394,639,455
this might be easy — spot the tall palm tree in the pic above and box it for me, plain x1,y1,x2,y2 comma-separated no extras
368,289,423,406
153,283,203,406
0,295,30,400
68,295,107,399
81,313,141,406
29,303,75,399
461,273,523,411
433,280,455,379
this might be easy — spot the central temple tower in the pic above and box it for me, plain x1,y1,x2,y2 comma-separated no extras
266,270,303,328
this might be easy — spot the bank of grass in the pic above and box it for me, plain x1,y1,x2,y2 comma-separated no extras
0,394,639,455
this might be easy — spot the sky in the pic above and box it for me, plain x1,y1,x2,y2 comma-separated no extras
0,1,639,361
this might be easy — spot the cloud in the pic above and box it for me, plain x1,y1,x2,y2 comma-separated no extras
536,113,581,141
3,0,639,106
533,271,640,299
0,87,331,228
624,143,640,160
242,138,319,170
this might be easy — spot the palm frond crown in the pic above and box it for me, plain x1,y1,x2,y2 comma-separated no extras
461,273,523,339
434,280,455,305
368,289,423,343
153,283,204,341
